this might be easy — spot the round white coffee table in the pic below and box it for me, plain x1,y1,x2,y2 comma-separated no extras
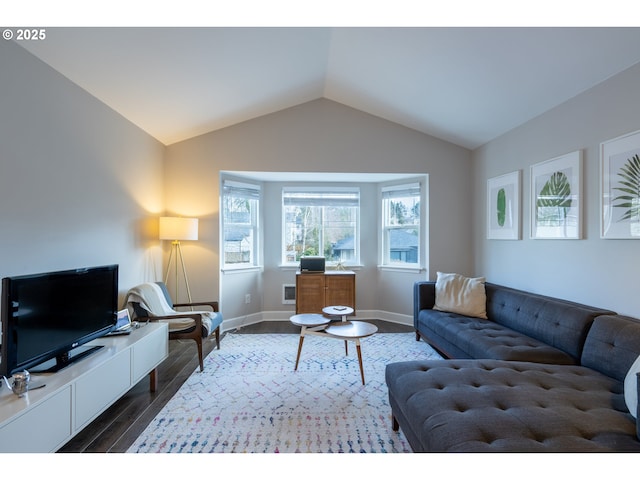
289,313,378,385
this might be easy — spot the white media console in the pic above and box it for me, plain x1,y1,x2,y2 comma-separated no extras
0,321,168,452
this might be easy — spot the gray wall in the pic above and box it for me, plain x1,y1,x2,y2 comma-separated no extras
13,31,635,324
473,62,640,317
0,41,165,304
165,99,472,321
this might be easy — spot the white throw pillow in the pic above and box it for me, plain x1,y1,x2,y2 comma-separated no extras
624,355,640,418
433,272,487,319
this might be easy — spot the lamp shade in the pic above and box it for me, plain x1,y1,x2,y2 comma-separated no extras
159,216,198,241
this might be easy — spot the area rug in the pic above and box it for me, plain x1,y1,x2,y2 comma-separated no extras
127,331,442,453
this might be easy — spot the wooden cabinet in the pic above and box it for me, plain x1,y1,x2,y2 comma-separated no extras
296,271,355,314
0,322,168,452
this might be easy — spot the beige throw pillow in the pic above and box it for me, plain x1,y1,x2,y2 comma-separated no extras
433,272,487,319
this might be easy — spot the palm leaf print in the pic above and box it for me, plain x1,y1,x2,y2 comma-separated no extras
536,171,571,225
612,153,640,222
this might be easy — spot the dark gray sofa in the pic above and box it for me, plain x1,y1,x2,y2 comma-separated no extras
385,281,640,452
414,281,614,364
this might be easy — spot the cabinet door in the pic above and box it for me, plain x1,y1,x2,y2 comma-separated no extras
132,322,169,384
75,350,131,429
0,387,71,453
325,274,355,310
296,274,325,313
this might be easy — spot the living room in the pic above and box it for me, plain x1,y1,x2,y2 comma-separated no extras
2,5,640,470
4,26,640,324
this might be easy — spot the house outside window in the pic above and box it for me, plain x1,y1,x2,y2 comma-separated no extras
282,187,359,265
381,183,421,267
222,179,260,268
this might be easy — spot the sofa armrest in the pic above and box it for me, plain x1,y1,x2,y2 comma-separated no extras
414,281,436,325
636,371,640,440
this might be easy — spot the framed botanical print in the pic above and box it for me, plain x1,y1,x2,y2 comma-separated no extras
487,170,521,240
530,150,582,239
601,129,640,239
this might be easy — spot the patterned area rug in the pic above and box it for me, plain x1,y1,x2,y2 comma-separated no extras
127,331,441,453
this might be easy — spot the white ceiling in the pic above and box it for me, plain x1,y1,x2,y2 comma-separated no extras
16,27,640,150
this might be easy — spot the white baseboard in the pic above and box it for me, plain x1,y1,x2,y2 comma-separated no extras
221,310,412,333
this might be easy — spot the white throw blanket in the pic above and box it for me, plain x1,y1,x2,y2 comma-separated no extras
126,282,215,334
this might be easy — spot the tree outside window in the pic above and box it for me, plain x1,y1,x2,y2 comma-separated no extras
283,189,359,265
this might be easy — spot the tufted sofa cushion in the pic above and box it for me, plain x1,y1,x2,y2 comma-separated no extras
485,283,614,362
418,308,577,364
581,314,640,381
386,359,640,452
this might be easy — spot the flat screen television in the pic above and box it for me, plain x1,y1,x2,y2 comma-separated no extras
1,264,118,376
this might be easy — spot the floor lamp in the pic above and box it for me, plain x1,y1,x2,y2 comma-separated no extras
159,216,198,304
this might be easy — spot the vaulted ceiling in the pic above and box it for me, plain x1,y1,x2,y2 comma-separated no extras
17,27,640,149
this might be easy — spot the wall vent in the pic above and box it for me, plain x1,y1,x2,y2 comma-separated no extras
282,284,296,304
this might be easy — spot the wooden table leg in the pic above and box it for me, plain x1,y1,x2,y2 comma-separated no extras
342,315,348,355
149,368,158,392
294,330,306,371
355,341,365,385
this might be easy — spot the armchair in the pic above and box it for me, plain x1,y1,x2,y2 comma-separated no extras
126,282,223,372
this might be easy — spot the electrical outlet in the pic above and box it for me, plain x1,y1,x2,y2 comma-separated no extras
245,294,251,304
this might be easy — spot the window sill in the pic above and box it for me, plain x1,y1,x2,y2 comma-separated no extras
221,265,263,275
378,265,425,274
278,264,363,271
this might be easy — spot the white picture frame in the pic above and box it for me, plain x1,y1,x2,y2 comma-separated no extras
601,129,640,239
487,170,521,240
530,150,582,239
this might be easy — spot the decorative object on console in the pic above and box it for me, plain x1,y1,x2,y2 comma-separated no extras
159,216,198,303
486,170,521,240
530,150,582,239
3,370,30,397
600,129,640,239
433,271,487,319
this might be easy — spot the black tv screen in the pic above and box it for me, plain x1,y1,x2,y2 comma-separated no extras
1,264,118,376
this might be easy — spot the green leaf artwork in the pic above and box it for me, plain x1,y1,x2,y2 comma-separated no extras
536,171,572,225
496,188,506,227
612,153,640,222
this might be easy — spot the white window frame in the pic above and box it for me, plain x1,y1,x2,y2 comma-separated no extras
380,181,423,270
282,186,360,267
222,179,261,270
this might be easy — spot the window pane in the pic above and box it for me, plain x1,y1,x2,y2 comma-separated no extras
385,197,420,225
284,205,320,259
283,189,359,264
324,206,356,261
223,181,259,267
382,184,421,266
387,227,419,264
224,225,254,264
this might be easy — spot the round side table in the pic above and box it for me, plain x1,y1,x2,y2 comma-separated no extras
322,305,354,321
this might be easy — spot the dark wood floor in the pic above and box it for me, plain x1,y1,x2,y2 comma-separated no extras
59,319,413,453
